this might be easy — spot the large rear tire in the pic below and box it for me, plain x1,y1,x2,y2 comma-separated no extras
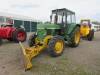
28,33,37,47
12,28,27,42
87,29,94,41
47,35,65,57
68,27,80,47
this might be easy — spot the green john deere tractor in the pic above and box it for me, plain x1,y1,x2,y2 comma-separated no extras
19,8,81,70
29,8,80,47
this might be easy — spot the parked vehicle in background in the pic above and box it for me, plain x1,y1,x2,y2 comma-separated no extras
0,17,27,45
80,19,94,41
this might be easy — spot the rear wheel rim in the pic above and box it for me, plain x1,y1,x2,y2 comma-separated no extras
54,40,64,54
17,32,26,41
75,30,80,44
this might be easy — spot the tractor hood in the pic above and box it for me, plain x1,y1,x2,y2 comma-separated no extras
36,23,60,40
37,23,60,29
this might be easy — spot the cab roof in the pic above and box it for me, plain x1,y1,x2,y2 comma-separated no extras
52,8,75,15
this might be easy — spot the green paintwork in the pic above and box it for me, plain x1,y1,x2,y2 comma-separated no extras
36,23,78,41
35,8,79,42
66,23,77,34
65,23,78,41
37,23,60,29
37,23,60,40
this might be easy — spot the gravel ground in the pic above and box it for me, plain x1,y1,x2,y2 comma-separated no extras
0,32,100,75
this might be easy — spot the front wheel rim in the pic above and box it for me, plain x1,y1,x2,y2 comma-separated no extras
17,32,26,41
54,40,64,54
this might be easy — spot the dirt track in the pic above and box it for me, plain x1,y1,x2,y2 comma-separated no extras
0,32,100,75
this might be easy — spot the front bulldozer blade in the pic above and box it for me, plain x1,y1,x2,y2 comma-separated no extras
19,42,45,71
19,42,32,71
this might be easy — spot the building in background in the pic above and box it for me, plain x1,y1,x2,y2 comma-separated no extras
0,12,37,32
92,21,100,31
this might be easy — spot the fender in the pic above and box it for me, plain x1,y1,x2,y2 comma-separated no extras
0,26,16,39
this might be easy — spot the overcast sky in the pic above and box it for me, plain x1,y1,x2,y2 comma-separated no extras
0,0,100,22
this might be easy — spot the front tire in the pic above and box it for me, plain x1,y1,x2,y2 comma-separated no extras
28,33,37,47
47,36,65,57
